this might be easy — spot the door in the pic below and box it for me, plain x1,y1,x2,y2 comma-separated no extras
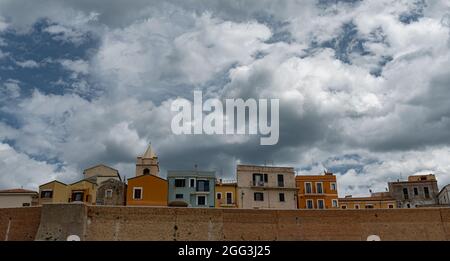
226,192,233,204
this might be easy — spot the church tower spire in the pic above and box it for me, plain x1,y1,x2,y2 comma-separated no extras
135,143,159,177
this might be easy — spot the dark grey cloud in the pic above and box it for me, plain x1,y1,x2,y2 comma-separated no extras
1,0,450,197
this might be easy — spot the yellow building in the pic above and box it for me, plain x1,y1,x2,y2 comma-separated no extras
69,180,97,204
215,180,237,208
126,144,168,206
339,192,396,209
296,172,339,209
39,180,70,204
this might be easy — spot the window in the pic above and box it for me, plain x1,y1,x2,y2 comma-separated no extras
279,193,285,202
316,182,323,194
176,194,184,199
143,168,150,175
406,203,411,208
72,192,84,202
197,195,207,206
40,190,53,198
22,203,30,207
330,182,337,191
355,204,360,209
365,205,374,209
105,189,113,198
388,204,394,209
424,187,430,198
277,174,284,187
305,182,312,194
306,199,314,209
216,192,222,200
252,173,264,186
175,179,186,187
413,187,418,196
254,192,264,201
226,192,233,204
196,180,210,192
332,199,338,208
341,205,347,209
133,187,142,200
317,199,324,209
189,178,195,188
403,188,409,200
264,174,268,183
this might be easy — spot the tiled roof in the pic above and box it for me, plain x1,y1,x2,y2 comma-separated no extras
0,188,37,194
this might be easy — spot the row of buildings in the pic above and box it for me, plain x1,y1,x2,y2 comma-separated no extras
1,144,450,210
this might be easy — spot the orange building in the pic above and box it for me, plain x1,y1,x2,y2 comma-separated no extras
126,174,168,206
126,144,168,206
295,172,338,209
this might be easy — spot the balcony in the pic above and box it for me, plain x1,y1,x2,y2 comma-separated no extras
251,180,267,187
217,199,236,207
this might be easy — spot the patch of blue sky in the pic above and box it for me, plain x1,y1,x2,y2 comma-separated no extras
0,19,98,99
399,0,426,24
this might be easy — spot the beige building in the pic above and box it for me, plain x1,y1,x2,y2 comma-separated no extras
83,164,121,185
0,189,38,208
388,174,439,208
437,184,450,206
135,144,159,177
236,165,297,209
339,192,397,209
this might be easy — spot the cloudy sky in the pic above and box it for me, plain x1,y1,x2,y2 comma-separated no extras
1,0,450,196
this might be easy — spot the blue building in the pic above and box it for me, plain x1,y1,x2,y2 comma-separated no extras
167,170,216,208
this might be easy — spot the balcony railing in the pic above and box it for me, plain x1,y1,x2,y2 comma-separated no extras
251,180,266,187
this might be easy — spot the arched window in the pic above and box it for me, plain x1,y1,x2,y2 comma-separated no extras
143,168,150,175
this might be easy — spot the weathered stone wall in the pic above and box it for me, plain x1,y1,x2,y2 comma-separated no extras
0,207,41,241
35,203,87,241
84,206,450,241
1,205,450,241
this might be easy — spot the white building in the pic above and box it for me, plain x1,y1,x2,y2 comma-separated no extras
0,189,38,208
437,184,450,205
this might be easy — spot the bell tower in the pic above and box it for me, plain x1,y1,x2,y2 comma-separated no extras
135,143,159,177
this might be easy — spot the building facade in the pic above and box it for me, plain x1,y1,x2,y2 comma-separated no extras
339,192,397,209
96,178,127,206
39,180,70,204
69,180,97,204
135,144,159,177
388,174,439,208
0,189,38,208
236,165,297,209
167,170,215,208
437,184,450,205
127,174,168,206
295,172,338,209
215,180,237,208
83,164,121,184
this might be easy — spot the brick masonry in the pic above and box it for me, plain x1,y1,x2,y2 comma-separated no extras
1,205,450,240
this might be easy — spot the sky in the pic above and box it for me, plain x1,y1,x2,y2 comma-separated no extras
1,0,450,197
